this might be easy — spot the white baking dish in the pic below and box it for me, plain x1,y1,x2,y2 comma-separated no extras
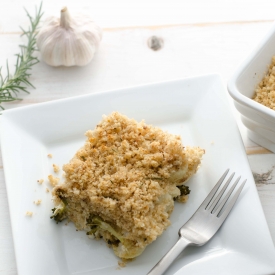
228,21,275,153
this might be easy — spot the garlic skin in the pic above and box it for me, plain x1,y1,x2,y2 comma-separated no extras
37,7,102,67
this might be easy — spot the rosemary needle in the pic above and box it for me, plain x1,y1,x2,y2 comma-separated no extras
0,3,43,110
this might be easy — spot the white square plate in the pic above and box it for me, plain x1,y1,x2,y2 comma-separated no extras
1,74,275,275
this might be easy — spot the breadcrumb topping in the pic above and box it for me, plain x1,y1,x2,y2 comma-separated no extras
176,195,188,203
37,179,44,184
34,199,42,205
253,56,275,110
26,211,33,216
52,112,204,258
53,164,60,173
48,175,59,187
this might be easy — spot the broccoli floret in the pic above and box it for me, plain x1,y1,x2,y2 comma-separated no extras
87,216,124,242
86,225,98,235
174,185,191,201
177,185,190,196
87,216,145,258
50,199,67,223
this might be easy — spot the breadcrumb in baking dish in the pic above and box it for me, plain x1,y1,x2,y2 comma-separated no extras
51,112,204,259
253,56,275,110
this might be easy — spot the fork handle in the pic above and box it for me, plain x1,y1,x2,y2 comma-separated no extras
147,237,190,275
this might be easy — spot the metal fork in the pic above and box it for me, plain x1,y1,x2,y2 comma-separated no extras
147,169,246,275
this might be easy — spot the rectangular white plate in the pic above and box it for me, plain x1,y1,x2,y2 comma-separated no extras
1,74,275,275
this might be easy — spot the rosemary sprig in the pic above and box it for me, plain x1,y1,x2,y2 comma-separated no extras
0,3,43,110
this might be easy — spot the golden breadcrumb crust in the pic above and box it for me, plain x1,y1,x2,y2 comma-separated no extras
253,56,275,110
52,112,204,257
48,174,59,187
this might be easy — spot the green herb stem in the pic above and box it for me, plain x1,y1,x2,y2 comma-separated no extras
0,3,43,110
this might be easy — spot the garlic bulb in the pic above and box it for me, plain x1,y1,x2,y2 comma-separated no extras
37,7,102,67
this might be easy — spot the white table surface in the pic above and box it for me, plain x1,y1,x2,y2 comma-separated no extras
1,0,275,274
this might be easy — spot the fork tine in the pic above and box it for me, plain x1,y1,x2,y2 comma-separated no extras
147,171,246,275
207,173,235,212
200,169,229,210
218,180,246,220
212,176,241,214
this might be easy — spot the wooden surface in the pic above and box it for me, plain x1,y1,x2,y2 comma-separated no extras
1,1,275,274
